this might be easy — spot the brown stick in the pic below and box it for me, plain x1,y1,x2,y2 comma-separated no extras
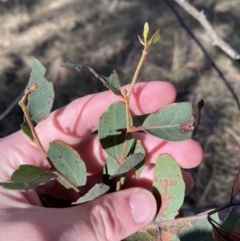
0,90,24,121
174,0,240,60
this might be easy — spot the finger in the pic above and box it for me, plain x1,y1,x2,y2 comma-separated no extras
1,188,156,241
122,168,194,195
136,133,203,169
76,132,203,175
35,81,176,148
182,170,194,194
0,81,176,175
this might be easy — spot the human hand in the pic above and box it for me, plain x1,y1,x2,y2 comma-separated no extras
0,81,203,241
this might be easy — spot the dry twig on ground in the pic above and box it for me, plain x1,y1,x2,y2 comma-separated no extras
174,0,240,60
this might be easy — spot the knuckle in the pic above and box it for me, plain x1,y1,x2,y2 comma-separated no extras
88,197,123,241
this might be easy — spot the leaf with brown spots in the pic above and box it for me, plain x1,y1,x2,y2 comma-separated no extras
47,140,87,189
26,57,54,124
141,102,194,141
153,154,185,222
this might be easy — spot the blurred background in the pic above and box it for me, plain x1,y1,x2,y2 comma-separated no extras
0,0,240,211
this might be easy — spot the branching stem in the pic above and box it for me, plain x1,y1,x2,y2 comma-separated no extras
19,83,81,193
116,44,150,190
19,83,51,164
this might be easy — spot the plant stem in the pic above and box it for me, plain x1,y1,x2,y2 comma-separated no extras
116,177,121,191
116,45,150,191
127,45,149,100
124,44,149,134
19,84,54,168
19,83,81,193
51,170,81,193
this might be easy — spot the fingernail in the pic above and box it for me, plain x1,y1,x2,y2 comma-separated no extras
129,190,155,223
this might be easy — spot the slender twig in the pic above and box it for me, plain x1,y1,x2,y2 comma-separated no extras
173,0,240,60
128,45,149,99
18,83,51,163
51,170,81,193
19,83,81,193
164,0,240,110
0,90,24,121
116,177,121,191
115,44,150,190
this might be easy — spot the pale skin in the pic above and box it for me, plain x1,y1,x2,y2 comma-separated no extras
0,81,203,241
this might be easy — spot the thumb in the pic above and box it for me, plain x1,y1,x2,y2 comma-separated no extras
56,188,157,241
2,188,156,241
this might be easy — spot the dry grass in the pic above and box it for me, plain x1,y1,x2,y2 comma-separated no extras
0,0,240,209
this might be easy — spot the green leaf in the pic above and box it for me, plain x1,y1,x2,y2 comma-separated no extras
153,154,185,222
72,184,109,204
178,212,219,241
21,121,34,141
138,35,145,46
98,102,133,161
99,71,122,96
123,223,158,241
62,62,121,95
103,155,118,176
47,141,87,188
0,165,56,190
142,102,194,141
143,22,149,43
171,235,180,241
132,140,145,178
155,211,219,241
222,208,240,231
123,223,159,241
149,29,161,45
27,57,54,123
110,153,145,179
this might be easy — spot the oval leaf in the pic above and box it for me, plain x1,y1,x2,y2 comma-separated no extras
142,102,194,141
99,71,122,96
47,141,87,188
110,153,145,179
143,22,150,43
153,154,185,222
72,184,109,204
0,165,56,190
149,29,161,45
103,155,118,176
27,57,54,123
98,102,133,161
